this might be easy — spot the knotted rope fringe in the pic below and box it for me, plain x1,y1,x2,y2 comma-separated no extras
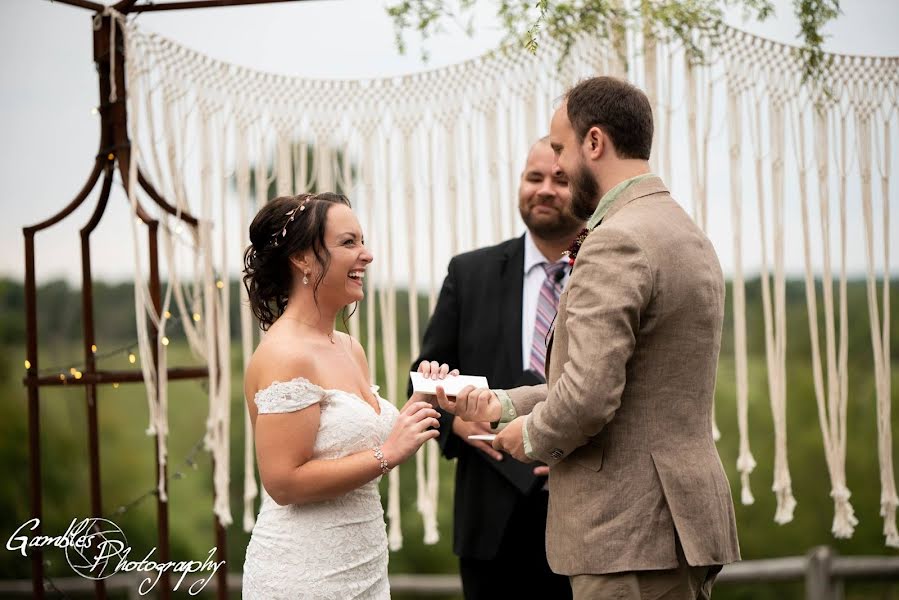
120,16,896,545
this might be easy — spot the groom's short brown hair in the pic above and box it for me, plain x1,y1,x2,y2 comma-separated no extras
565,76,653,161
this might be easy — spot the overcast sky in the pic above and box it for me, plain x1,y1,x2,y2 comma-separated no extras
1,0,897,285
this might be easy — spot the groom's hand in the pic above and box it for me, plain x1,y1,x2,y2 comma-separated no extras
452,418,504,461
493,416,531,463
435,385,501,423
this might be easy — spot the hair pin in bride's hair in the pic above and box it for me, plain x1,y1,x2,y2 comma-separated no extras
270,194,316,248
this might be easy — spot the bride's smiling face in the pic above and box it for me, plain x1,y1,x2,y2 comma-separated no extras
305,203,373,307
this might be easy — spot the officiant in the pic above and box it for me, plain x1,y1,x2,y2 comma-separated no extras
409,138,581,599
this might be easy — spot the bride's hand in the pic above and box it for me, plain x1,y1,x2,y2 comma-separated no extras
409,361,459,406
381,401,441,467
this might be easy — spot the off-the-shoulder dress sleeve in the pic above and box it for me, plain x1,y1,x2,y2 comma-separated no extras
254,377,326,414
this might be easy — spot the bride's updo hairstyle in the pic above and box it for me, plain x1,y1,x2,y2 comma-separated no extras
243,192,351,330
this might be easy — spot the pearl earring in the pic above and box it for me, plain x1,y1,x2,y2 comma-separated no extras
303,272,309,285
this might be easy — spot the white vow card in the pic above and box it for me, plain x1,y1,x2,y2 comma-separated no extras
409,372,489,397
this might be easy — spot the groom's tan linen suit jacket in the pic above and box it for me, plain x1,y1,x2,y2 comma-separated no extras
507,176,740,576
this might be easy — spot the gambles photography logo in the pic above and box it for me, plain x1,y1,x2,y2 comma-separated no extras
7,517,226,596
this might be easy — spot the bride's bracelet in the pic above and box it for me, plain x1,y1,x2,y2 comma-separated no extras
373,447,391,474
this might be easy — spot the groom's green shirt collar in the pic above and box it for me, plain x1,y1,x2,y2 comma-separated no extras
586,173,655,230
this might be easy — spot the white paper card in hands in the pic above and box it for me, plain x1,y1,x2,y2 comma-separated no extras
409,372,489,396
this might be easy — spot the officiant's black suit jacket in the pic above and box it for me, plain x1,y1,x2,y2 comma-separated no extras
409,235,548,561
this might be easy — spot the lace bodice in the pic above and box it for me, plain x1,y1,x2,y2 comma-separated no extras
243,377,399,600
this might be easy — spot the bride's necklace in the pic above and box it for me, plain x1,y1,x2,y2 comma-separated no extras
278,316,336,344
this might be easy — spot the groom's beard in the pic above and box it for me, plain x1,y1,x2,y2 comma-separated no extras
570,159,600,221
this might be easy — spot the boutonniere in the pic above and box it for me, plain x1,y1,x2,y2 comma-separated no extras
563,227,591,267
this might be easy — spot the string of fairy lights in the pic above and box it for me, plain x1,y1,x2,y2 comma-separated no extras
110,435,207,516
23,282,228,383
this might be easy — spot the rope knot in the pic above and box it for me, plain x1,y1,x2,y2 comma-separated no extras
736,451,757,473
830,485,851,503
830,485,858,538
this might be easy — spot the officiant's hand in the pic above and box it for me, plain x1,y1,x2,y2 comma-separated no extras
410,361,459,406
493,416,531,463
452,418,503,461
436,385,501,424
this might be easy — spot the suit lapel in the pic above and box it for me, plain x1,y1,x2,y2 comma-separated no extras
498,236,525,379
546,292,561,372
546,331,555,374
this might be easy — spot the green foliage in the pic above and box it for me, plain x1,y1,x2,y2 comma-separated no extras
793,0,840,84
386,1,453,61
0,279,140,348
0,275,896,598
386,0,841,85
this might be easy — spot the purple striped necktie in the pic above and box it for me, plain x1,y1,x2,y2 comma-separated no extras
529,261,566,378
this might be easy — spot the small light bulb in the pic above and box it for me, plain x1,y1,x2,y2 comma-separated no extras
216,280,224,289
59,373,66,382
192,313,201,322
107,153,115,161
128,353,136,364
91,344,97,353
164,310,172,319
91,107,98,115
69,367,77,375
24,360,31,369
74,371,83,380
161,336,170,346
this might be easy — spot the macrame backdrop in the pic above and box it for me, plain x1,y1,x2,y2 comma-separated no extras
110,9,897,548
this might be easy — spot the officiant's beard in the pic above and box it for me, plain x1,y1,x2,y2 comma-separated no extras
520,203,582,240
570,159,600,221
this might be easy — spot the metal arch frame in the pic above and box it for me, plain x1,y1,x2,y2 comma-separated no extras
51,0,303,12
25,1,305,598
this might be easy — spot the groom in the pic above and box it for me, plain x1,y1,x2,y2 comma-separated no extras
437,76,740,599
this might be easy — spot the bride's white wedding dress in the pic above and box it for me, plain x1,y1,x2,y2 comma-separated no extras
242,377,399,600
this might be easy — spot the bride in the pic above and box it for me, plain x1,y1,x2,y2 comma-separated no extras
241,192,454,599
